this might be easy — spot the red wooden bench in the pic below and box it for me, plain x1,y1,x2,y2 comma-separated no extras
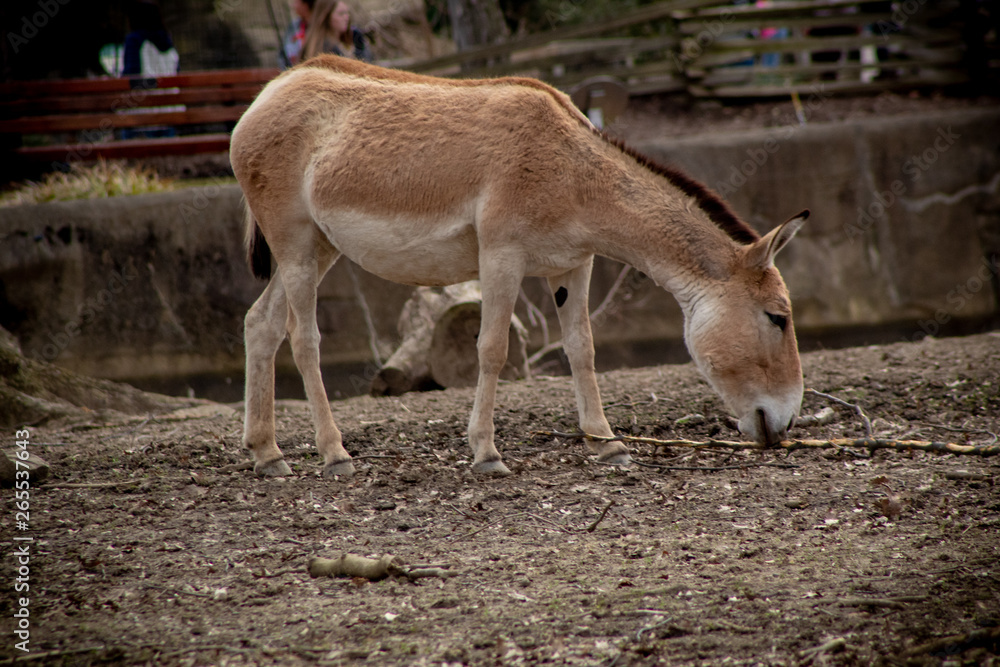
0,68,278,173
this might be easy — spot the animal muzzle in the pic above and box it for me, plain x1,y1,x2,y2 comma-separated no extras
739,406,796,445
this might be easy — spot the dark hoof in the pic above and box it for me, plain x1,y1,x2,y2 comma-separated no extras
323,460,356,478
472,459,512,476
599,452,632,466
255,458,293,477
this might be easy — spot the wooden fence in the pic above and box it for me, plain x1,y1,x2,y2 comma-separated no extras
399,0,978,100
675,0,970,98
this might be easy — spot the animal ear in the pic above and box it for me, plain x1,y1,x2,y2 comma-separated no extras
744,210,809,270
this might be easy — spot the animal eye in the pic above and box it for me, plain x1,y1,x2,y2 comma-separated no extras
766,312,787,331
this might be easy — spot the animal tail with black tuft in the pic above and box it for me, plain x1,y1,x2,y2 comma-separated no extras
243,199,271,280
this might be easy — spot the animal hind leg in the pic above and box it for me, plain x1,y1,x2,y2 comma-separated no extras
281,242,355,477
548,260,629,464
244,270,294,476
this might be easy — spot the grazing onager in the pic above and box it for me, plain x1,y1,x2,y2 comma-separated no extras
232,55,809,477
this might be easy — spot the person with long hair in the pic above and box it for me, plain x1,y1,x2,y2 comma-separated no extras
301,0,372,62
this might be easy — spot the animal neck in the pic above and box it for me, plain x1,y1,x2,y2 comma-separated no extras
583,146,749,312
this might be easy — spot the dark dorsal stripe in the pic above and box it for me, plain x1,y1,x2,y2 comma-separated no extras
603,134,760,246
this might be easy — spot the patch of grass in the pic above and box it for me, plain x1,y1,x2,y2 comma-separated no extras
0,159,174,207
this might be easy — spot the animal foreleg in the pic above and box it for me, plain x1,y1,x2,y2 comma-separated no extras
282,254,355,478
467,255,523,475
549,261,629,465
244,273,293,476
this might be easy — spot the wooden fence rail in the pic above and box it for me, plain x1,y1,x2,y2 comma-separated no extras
399,0,980,101
0,68,278,168
676,0,969,98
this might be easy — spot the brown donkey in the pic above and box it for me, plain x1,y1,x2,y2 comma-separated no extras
232,55,809,477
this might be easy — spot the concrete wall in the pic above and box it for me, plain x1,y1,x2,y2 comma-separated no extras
640,107,1000,338
0,182,416,394
1,107,998,398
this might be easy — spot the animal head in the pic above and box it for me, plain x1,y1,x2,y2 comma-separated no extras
684,211,809,445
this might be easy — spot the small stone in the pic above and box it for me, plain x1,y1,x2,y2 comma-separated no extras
674,413,705,426
374,500,397,511
0,450,50,487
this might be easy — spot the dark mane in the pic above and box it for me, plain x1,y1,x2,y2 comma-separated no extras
602,134,760,245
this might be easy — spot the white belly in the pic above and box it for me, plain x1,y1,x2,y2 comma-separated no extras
311,201,596,286
314,208,481,287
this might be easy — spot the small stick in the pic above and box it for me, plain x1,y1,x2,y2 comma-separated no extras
823,595,928,609
453,506,615,540
586,500,614,532
805,388,872,437
518,285,550,344
143,583,212,598
406,567,458,580
451,513,527,540
523,512,573,533
900,625,1000,658
253,567,299,579
636,617,674,643
541,430,742,449
346,262,384,368
442,501,488,522
796,406,836,428
790,90,807,125
43,480,143,489
590,263,633,323
527,340,564,368
632,460,799,472
602,396,660,411
5,645,105,663
799,637,846,661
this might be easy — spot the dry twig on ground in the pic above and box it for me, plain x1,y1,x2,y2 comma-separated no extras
805,388,873,436
586,500,615,532
449,502,617,541
899,625,1000,659
536,431,1000,457
799,636,847,662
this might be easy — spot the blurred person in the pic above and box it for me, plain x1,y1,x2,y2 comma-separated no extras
121,0,178,138
302,0,372,62
122,0,178,76
281,0,316,68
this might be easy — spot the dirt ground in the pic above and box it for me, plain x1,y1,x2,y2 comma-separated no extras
2,330,998,666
